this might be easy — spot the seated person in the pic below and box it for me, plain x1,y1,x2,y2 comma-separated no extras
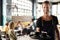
8,22,17,40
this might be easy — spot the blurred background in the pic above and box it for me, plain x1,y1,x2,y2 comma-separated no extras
0,0,60,40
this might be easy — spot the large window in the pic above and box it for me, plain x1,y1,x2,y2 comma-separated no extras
36,4,43,18
52,5,57,16
11,0,32,16
50,4,60,24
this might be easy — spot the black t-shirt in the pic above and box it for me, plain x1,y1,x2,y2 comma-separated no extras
36,15,58,36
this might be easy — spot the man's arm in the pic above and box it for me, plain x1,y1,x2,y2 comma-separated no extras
55,17,59,40
36,18,42,32
56,26,59,40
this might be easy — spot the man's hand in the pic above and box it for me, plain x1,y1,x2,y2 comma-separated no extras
36,27,40,32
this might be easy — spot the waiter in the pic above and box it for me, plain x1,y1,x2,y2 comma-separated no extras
36,1,59,40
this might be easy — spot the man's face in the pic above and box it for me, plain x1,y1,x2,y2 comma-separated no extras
42,3,50,15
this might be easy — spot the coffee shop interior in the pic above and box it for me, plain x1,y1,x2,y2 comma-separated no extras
0,0,60,40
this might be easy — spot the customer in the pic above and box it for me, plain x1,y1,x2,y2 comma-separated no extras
3,22,10,40
16,21,23,35
16,21,23,31
8,22,17,40
4,22,9,34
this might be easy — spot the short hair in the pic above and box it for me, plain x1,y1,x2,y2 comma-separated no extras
17,21,21,25
5,22,9,26
32,19,34,21
42,1,50,5
18,21,21,23
9,22,14,29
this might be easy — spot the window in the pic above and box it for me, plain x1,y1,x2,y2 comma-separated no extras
11,0,32,16
36,4,43,18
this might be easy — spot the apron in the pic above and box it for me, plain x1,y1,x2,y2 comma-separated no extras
40,18,55,40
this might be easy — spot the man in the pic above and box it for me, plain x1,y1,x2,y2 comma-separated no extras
36,1,59,40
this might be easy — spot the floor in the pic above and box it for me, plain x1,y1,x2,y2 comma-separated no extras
2,35,38,40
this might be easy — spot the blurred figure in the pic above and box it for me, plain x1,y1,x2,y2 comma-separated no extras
26,24,31,35
3,22,9,34
30,19,36,31
3,22,10,40
26,24,30,29
16,21,23,31
15,21,23,35
8,22,17,40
